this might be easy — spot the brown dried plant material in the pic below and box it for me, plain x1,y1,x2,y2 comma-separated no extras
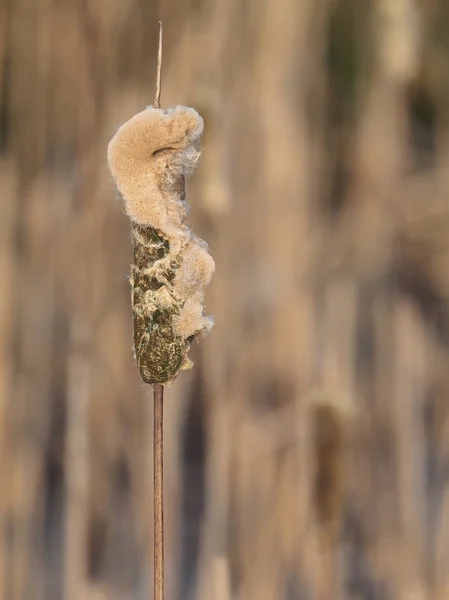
310,390,353,544
107,106,215,384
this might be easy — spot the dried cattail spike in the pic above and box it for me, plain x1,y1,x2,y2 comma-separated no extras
309,389,354,543
107,106,215,384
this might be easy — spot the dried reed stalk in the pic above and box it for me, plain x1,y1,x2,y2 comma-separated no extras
108,18,215,600
153,24,165,600
153,382,164,600
154,21,163,110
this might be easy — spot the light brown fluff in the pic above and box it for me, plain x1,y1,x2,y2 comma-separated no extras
107,105,214,351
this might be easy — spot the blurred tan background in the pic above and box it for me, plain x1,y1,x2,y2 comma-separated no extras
2,0,449,599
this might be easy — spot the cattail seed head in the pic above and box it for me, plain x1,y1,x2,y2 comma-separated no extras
108,106,215,384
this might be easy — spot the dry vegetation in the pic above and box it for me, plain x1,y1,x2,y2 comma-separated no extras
1,0,449,599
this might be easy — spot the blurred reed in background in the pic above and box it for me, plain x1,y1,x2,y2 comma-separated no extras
1,0,449,599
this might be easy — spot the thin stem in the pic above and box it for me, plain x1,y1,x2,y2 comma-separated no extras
153,21,163,109
153,21,164,600
154,383,164,600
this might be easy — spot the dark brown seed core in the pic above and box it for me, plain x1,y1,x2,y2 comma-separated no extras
131,223,187,384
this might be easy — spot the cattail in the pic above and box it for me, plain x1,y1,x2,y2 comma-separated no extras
107,105,215,384
309,390,353,600
107,23,214,600
310,390,353,543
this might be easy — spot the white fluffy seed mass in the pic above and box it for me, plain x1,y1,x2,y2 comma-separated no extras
107,105,215,349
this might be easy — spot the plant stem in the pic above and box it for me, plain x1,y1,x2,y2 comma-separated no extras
154,21,163,109
154,383,164,600
153,22,164,600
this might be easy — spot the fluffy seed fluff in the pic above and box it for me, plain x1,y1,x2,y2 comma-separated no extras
107,105,215,384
